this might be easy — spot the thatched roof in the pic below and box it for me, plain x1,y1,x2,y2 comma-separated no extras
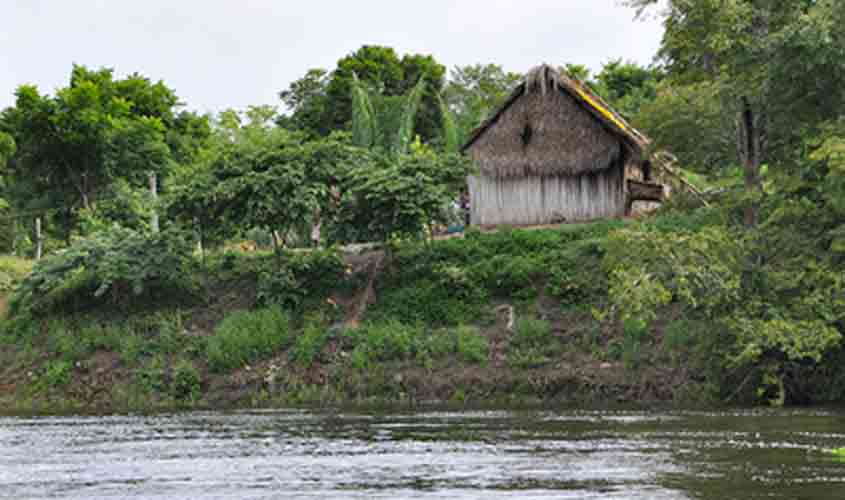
461,64,651,179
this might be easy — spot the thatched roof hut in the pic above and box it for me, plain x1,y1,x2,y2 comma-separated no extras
462,64,664,226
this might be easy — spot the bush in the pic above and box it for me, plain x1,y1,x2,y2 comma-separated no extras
256,249,346,309
344,320,421,370
472,255,542,296
291,323,332,367
171,360,201,402
373,263,487,327
415,328,457,364
509,318,560,368
547,239,608,307
513,317,552,348
34,360,72,391
207,306,292,372
10,227,197,316
455,326,489,364
0,256,33,292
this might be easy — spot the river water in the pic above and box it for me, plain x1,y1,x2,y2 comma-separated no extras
1,408,844,499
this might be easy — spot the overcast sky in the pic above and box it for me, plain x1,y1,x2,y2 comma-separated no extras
1,0,665,114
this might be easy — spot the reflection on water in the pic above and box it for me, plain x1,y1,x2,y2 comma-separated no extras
1,408,844,499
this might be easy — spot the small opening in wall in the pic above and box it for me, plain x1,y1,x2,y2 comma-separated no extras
520,123,533,147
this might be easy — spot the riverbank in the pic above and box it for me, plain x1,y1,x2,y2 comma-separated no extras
1,210,843,413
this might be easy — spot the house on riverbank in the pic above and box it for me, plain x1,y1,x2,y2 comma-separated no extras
461,64,665,227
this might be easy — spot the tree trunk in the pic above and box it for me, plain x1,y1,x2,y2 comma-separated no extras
149,173,159,233
738,96,763,227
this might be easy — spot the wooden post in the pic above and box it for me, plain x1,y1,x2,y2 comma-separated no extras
35,217,42,260
149,173,159,233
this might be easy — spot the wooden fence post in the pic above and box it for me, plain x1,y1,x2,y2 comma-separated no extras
35,217,42,260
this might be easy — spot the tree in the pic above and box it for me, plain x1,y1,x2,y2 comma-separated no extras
168,109,366,250
350,73,427,156
442,64,522,145
0,65,189,240
626,0,845,225
634,81,735,175
592,59,662,119
399,54,447,143
277,68,331,137
286,46,447,143
341,146,474,244
0,132,14,250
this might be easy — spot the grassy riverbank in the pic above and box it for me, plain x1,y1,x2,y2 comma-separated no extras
1,207,844,413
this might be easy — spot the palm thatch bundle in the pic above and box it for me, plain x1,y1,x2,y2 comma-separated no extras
462,64,649,179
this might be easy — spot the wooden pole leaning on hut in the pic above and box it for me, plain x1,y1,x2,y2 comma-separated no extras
651,151,710,207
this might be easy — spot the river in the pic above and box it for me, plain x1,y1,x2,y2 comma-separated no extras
1,408,844,499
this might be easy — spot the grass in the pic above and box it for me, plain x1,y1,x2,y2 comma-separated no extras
0,257,33,312
0,255,33,283
508,318,561,369
206,306,292,372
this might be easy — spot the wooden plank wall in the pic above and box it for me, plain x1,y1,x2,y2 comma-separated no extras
468,165,626,226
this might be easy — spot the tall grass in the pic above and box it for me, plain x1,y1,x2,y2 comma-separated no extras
0,256,33,293
207,306,292,372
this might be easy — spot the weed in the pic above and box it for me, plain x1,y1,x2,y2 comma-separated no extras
621,319,649,370
344,321,420,370
291,323,331,367
136,355,167,394
455,325,488,364
513,318,552,348
119,333,144,365
34,360,72,391
170,360,201,402
509,318,560,368
207,306,292,372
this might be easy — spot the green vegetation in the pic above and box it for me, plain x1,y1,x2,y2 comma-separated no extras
2,4,845,410
206,306,292,372
0,256,32,293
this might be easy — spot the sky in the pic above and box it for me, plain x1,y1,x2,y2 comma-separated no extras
0,0,665,114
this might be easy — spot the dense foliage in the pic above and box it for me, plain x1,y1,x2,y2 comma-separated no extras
2,18,845,408
10,227,196,316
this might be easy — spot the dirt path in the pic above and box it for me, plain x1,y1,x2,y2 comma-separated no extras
342,250,386,329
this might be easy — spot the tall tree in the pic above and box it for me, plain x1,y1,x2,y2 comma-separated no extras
591,59,662,119
0,65,186,239
442,64,522,145
626,0,845,225
282,46,447,143
277,68,331,137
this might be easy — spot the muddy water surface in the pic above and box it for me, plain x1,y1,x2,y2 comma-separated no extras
1,408,844,499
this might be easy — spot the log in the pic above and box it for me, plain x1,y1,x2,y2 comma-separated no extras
627,179,665,203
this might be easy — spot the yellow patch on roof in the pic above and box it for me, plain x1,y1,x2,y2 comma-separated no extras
572,85,630,134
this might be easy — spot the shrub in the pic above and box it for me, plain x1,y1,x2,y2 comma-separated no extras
34,360,72,391
11,227,197,316
417,328,457,364
455,326,489,364
0,256,33,292
170,360,201,402
136,355,167,394
472,255,542,296
256,249,346,309
207,306,292,372
546,239,608,307
291,323,332,367
513,317,552,348
373,263,487,327
621,318,648,370
509,318,560,368
344,320,421,370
